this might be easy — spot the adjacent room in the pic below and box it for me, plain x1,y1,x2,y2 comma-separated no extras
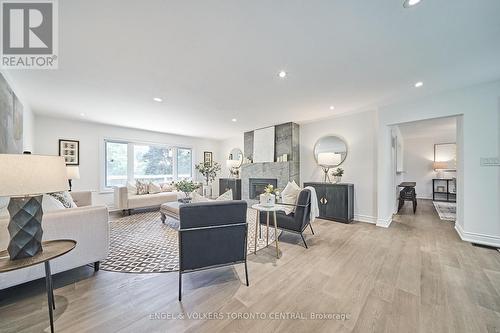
1,1,500,332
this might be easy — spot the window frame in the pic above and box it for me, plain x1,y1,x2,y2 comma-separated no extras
101,138,194,192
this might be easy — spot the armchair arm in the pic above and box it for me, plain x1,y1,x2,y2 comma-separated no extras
114,186,129,210
70,191,92,207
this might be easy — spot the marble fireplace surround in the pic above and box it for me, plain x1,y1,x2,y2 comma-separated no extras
241,161,299,200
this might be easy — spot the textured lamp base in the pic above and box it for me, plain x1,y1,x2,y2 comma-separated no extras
7,195,44,260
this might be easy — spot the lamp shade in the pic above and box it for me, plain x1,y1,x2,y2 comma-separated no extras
0,154,69,196
433,161,448,170
317,152,341,166
66,166,80,180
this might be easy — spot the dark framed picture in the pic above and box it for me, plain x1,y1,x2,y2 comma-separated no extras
59,139,80,165
204,151,213,166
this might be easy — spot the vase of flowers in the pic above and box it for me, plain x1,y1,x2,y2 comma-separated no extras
174,180,200,203
331,167,344,183
260,184,278,207
195,161,221,197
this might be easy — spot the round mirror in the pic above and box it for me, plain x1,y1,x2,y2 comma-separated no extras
313,136,348,167
227,148,243,168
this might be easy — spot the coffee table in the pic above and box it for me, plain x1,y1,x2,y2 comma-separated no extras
160,201,181,222
0,239,77,333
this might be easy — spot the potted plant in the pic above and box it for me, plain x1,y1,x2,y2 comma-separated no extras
260,184,279,207
331,167,344,183
174,180,200,202
195,161,221,197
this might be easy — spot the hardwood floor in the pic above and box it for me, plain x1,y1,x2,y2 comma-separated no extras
1,200,499,332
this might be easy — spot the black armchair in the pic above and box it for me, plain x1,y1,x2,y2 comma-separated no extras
178,200,249,301
259,189,314,248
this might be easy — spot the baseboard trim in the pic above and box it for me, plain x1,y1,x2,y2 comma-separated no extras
455,223,500,248
354,214,377,224
376,216,392,228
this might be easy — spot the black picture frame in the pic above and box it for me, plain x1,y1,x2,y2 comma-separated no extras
204,151,213,166
59,139,80,165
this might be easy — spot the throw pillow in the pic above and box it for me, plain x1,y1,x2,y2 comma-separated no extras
127,181,137,195
192,192,212,203
161,183,174,192
281,180,301,214
136,180,149,195
42,194,66,211
47,191,77,209
149,182,161,194
216,189,233,201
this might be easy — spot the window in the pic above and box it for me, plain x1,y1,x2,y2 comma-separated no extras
134,144,173,183
103,139,192,189
105,141,128,187
177,148,192,179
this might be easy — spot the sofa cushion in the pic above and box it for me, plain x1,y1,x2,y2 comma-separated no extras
48,191,77,208
43,194,66,211
127,181,137,195
127,191,179,209
192,192,211,203
281,181,301,214
149,182,162,194
216,189,233,201
136,180,149,195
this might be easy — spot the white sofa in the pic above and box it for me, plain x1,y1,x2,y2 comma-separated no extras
0,191,109,290
114,186,182,214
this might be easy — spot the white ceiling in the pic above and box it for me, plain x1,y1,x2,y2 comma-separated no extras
4,0,500,139
398,116,456,140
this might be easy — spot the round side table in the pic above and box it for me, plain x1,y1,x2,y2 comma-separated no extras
0,239,77,333
251,204,281,258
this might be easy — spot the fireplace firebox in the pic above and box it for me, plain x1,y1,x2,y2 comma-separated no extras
249,178,278,200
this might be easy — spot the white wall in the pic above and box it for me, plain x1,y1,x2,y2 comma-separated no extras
402,135,456,199
34,116,223,206
300,110,378,223
217,135,244,196
377,80,500,246
22,106,34,152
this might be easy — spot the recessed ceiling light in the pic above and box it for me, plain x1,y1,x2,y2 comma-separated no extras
403,0,422,8
414,81,424,88
329,106,335,110
153,97,163,102
231,118,237,122
278,71,287,78
80,113,85,117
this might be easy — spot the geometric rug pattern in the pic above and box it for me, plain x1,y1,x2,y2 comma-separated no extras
433,201,456,221
101,208,281,273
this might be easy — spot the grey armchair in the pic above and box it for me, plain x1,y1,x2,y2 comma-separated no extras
178,200,249,301
259,189,314,248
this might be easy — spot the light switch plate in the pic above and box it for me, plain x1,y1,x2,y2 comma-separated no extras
480,157,500,166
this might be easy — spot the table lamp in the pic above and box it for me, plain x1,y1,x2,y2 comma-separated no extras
0,154,68,260
66,166,80,191
433,161,448,179
317,152,341,183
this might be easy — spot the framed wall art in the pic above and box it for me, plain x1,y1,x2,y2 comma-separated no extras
204,151,213,166
59,139,80,165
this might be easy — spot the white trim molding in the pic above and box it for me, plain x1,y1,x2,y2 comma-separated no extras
455,223,500,248
354,214,377,224
376,216,392,228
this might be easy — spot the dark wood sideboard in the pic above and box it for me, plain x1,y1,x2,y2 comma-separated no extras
219,178,242,200
304,182,354,223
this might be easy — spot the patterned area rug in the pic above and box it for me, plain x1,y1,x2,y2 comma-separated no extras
101,209,281,273
433,201,456,221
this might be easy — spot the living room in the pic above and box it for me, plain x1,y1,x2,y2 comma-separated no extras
1,1,500,332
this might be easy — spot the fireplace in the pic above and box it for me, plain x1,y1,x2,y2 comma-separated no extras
249,178,277,199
